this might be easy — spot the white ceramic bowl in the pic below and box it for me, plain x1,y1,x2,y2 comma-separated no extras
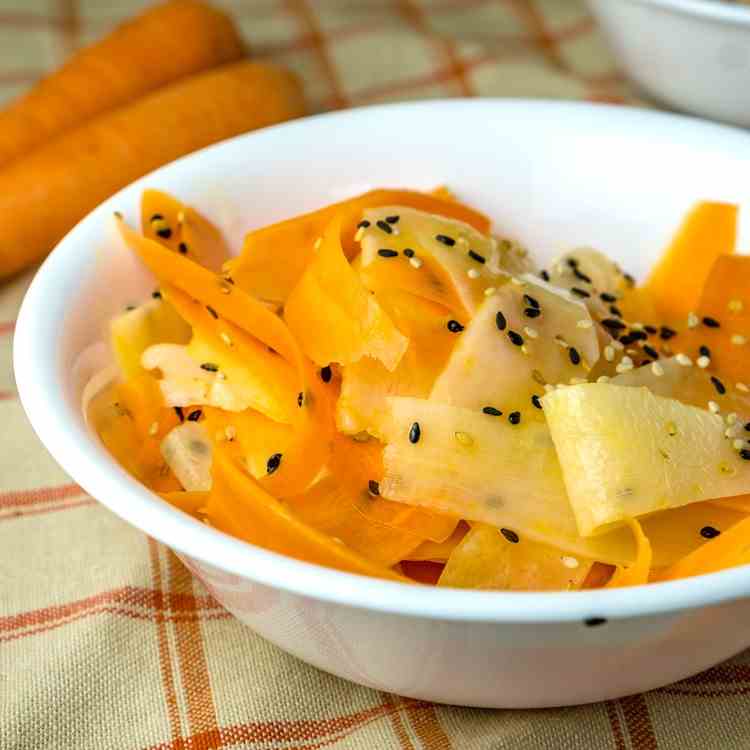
588,0,750,127
14,100,750,709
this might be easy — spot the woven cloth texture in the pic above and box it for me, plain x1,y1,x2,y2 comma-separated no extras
2,2,747,749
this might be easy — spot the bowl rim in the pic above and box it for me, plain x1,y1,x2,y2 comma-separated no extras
620,0,750,26
14,98,750,624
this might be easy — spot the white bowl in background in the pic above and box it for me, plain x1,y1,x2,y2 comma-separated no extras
13,100,750,708
588,0,750,127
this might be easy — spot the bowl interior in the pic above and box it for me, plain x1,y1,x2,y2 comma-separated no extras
14,100,750,621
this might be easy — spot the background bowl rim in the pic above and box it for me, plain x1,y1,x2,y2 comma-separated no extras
14,97,750,624
617,0,750,27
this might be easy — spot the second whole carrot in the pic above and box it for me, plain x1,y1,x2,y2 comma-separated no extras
0,61,305,280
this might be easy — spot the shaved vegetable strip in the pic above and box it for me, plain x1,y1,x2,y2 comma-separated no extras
606,520,652,588
225,189,491,303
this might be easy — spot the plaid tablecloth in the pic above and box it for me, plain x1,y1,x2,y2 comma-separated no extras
3,2,748,749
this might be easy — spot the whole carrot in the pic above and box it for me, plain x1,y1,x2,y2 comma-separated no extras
0,0,245,167
0,61,305,280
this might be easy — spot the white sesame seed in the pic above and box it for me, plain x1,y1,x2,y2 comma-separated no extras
484,287,496,297
651,361,664,377
177,211,186,224
409,257,423,269
454,431,473,446
555,336,568,348
631,322,644,331
728,299,744,313
621,355,634,367
220,332,233,347
148,421,159,436
561,556,580,569
521,344,530,355
597,375,611,383
734,439,746,451
524,326,539,339
727,413,738,425
511,276,525,286
604,345,615,362
709,400,721,414
732,334,747,346
457,236,469,248
224,425,237,441
697,355,710,369
738,382,750,393
467,268,480,279
615,362,634,374
354,227,365,242
391,227,400,236
216,372,227,381
676,353,693,367
687,312,700,329
577,319,593,329
313,237,322,250
569,377,587,385
611,339,625,351
544,384,556,393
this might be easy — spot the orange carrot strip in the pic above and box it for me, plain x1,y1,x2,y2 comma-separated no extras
581,563,615,589
400,560,445,585
284,216,408,371
711,495,750,515
160,490,209,517
654,516,750,582
0,61,304,280
606,520,652,588
207,445,408,581
0,0,245,168
406,523,469,562
141,189,230,272
644,202,737,324
118,220,333,496
225,189,490,303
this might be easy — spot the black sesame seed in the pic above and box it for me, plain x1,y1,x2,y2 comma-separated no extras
507,330,524,347
600,292,617,303
125,305,136,311
703,316,721,328
711,376,726,395
660,326,677,341
644,325,658,335
320,365,332,383
619,333,637,346
571,287,590,298
368,479,380,495
150,213,164,222
601,318,627,332
567,258,579,268
376,220,393,234
531,395,542,409
468,249,486,264
699,345,711,358
495,311,507,331
297,391,304,407
447,319,464,333
178,242,188,254
700,525,721,540
409,422,421,444
741,449,750,461
584,617,607,627
629,330,648,342
266,453,282,474
403,248,415,258
224,276,235,285
609,305,623,318
500,528,519,544
523,294,540,310
152,290,162,299
574,268,592,284
357,220,371,229
200,362,219,372
643,344,659,360
156,227,172,239
435,234,456,246
540,270,550,281
524,307,541,318
508,411,521,425
187,409,203,422
746,422,750,432
174,406,184,422
206,305,218,319
378,248,398,258
624,273,636,287
385,215,400,224
569,347,581,365
482,406,502,416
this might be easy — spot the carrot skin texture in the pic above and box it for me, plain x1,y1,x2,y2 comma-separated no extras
0,61,305,279
0,0,246,167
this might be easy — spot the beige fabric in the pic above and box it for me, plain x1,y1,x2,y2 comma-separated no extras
2,2,748,748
